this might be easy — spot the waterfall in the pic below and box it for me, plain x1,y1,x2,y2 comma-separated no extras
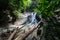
22,12,38,25
29,12,37,25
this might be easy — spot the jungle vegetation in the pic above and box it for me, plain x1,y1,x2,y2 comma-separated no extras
0,0,60,40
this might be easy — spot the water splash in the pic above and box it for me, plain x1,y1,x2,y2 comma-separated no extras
29,12,37,25
22,12,37,25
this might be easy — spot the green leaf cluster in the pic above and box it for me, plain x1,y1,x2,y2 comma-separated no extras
31,0,60,17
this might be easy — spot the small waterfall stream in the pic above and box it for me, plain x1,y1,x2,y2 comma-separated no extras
29,12,37,24
26,12,37,25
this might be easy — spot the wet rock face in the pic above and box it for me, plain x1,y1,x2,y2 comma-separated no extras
36,14,41,22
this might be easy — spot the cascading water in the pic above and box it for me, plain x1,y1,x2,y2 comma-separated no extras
28,12,37,25
23,12,37,25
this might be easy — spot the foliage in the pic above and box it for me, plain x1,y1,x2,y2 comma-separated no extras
0,0,31,26
0,0,60,40
9,0,31,11
43,16,60,40
29,0,60,40
30,0,60,16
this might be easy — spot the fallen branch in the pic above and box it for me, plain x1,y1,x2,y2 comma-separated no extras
8,28,17,40
15,21,41,40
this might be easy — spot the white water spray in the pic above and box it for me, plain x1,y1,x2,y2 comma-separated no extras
29,12,37,25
